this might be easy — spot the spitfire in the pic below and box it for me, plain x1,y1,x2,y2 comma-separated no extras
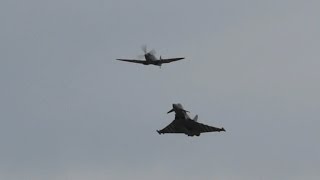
157,104,225,137
116,45,185,67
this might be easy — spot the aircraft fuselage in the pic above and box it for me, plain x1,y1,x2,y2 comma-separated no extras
143,53,162,66
173,118,202,136
145,53,157,62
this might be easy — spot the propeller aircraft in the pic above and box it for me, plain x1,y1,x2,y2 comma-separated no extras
116,45,185,67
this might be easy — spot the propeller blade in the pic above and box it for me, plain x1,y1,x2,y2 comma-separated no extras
141,45,147,54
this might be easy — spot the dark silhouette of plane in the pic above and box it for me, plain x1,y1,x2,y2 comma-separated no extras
116,45,185,67
157,104,225,136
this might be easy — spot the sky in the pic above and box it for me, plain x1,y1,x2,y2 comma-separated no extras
0,0,320,179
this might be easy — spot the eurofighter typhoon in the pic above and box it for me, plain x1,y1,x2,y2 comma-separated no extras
157,104,225,137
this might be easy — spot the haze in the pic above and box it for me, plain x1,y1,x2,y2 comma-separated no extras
0,0,319,179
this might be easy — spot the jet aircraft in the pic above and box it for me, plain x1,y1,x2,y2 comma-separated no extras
116,46,185,67
157,104,225,136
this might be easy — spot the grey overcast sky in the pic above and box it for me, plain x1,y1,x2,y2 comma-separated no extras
1,0,319,179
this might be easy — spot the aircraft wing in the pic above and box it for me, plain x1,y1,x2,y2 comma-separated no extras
157,120,184,134
192,121,225,133
160,57,185,64
116,59,146,64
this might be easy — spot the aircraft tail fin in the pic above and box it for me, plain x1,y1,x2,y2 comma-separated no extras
193,115,198,121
